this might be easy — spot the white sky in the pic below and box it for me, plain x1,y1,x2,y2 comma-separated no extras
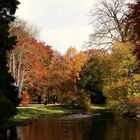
15,0,95,54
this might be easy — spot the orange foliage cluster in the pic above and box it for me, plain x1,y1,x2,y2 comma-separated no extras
9,23,53,104
46,47,87,96
21,91,30,106
26,39,52,81
23,39,53,102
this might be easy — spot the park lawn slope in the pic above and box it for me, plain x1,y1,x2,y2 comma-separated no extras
0,104,108,131
0,106,73,131
15,106,67,120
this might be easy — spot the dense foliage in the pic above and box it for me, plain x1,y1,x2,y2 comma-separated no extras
103,42,138,112
77,50,106,104
125,0,140,73
0,0,20,119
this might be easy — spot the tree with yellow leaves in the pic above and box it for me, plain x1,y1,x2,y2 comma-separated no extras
103,41,138,112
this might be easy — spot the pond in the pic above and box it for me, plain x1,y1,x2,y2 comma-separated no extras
3,112,140,140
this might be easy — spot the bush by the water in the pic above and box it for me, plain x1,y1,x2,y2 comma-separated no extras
60,91,91,109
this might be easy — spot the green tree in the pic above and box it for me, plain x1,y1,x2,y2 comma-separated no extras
77,50,106,104
0,0,20,119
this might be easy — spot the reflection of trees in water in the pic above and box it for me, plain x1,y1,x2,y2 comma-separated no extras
108,118,140,140
82,118,107,140
20,117,84,140
82,117,140,140
3,116,140,140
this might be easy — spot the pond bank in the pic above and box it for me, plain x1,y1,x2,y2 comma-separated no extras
0,105,76,131
1,104,98,131
1,104,140,132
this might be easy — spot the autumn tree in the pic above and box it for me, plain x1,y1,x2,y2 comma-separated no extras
25,39,53,103
45,51,65,103
125,1,140,43
46,49,78,102
103,41,138,112
125,1,140,73
9,20,53,104
62,48,90,108
62,47,88,93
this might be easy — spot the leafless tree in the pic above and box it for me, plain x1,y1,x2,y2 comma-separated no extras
88,0,129,49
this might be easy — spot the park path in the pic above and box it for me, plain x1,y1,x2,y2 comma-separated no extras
18,103,61,108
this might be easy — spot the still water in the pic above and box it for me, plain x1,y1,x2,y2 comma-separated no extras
4,113,140,140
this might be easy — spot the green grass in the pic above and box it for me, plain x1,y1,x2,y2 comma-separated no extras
0,106,73,130
0,104,107,130
15,106,69,120
15,106,74,121
90,104,106,110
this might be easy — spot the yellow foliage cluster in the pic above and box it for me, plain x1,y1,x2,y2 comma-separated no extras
102,41,139,111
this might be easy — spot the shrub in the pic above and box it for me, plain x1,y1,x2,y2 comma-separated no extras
60,91,91,109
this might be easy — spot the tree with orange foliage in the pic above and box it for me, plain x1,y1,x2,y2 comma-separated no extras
63,47,88,93
46,47,89,107
25,39,53,103
9,19,53,104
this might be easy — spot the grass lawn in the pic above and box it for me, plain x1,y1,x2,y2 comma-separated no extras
0,105,73,131
16,105,75,120
90,104,106,110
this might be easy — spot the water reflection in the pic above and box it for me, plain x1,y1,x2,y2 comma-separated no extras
2,114,140,140
0,127,18,140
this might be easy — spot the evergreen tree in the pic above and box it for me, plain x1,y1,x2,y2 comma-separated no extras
77,51,106,104
0,0,20,118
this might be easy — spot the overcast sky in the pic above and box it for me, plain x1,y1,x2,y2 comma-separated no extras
15,0,95,54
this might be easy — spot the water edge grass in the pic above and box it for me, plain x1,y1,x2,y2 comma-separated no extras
0,106,74,131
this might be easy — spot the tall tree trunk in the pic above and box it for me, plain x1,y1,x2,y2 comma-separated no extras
19,69,25,95
16,48,23,87
12,52,16,79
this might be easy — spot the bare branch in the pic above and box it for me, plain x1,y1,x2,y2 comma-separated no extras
88,0,128,50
